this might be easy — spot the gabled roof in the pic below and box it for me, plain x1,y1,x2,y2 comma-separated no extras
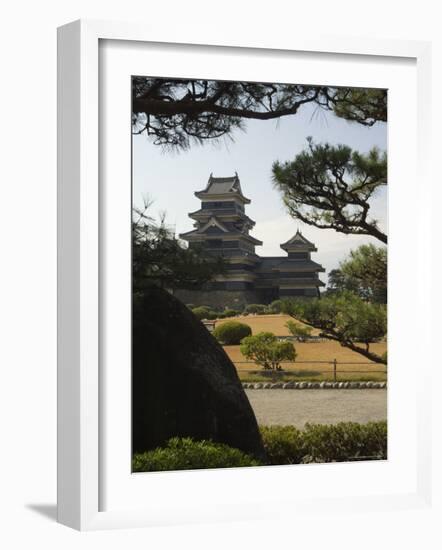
195,173,251,203
280,229,317,251
179,226,263,246
206,173,241,194
188,208,256,227
199,217,229,234
276,259,325,272
255,257,325,272
255,257,285,271
179,216,229,238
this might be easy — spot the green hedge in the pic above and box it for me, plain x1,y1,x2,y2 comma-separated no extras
132,422,388,472
267,300,284,313
213,321,252,345
191,306,216,320
191,306,241,320
244,304,268,315
132,437,260,472
261,421,387,464
221,308,241,318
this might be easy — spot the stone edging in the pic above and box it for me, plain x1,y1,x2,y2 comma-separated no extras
242,381,386,390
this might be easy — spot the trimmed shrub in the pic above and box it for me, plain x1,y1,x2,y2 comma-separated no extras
267,299,284,314
222,308,240,318
213,321,252,345
192,306,216,320
240,332,296,370
261,421,387,465
132,437,261,472
260,425,306,464
301,421,387,463
244,304,267,315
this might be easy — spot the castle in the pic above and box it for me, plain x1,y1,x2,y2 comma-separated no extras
176,173,325,309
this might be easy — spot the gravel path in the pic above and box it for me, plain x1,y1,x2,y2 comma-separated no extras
245,389,387,427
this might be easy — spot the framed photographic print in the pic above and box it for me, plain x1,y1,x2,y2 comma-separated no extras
57,19,432,530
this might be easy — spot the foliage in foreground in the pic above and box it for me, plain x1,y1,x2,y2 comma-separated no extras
132,422,387,472
132,437,260,472
261,422,387,465
240,332,297,370
272,139,387,244
132,79,386,150
213,321,252,345
133,202,225,293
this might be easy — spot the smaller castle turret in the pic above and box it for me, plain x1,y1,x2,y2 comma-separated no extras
275,230,325,297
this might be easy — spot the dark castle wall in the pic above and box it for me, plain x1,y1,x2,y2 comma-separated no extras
173,288,263,310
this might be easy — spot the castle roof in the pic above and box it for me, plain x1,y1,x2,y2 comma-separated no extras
179,215,263,245
188,208,255,225
256,257,324,272
280,229,317,251
195,173,251,203
277,259,325,272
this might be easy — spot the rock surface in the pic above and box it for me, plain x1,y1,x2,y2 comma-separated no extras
132,287,265,460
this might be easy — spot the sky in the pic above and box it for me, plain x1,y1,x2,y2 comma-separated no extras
133,93,387,284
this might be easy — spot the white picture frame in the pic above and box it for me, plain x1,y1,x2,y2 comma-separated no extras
57,19,432,531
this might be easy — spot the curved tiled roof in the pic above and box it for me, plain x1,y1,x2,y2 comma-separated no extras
280,229,317,250
195,173,250,201
255,257,324,272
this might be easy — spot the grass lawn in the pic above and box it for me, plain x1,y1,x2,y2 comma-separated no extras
216,314,387,382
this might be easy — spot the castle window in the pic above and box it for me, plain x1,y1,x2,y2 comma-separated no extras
206,239,222,248
222,241,240,248
280,289,307,296
278,272,315,278
288,252,309,259
201,201,235,210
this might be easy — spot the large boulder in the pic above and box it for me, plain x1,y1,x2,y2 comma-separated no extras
132,287,266,461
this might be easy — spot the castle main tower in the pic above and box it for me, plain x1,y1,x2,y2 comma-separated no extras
179,173,262,292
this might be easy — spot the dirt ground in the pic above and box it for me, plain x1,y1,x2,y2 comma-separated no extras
225,341,387,371
245,389,387,427
217,314,387,379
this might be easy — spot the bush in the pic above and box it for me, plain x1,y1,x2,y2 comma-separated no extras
301,422,388,463
240,332,296,370
132,437,261,472
285,320,313,341
213,321,252,345
267,299,284,313
261,421,387,465
192,306,216,320
186,303,195,310
260,425,306,464
244,304,267,315
222,308,240,318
